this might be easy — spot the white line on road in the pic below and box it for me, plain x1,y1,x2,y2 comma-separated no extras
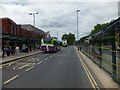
18,63,29,70
0,59,24,67
25,66,35,72
50,55,53,58
38,61,43,64
37,59,39,61
45,58,48,61
4,75,19,85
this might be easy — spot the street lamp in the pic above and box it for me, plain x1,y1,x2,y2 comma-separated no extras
29,12,39,26
77,9,80,41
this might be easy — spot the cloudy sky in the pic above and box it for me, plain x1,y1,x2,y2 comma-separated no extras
0,0,119,40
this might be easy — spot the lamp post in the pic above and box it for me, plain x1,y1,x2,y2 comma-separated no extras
29,12,39,26
77,9,80,41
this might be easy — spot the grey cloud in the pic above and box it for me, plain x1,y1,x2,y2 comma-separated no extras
0,1,119,40
40,19,67,28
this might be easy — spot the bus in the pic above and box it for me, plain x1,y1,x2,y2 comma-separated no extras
40,37,61,52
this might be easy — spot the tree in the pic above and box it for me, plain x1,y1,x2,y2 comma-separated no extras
91,23,109,34
62,33,68,40
62,33,75,45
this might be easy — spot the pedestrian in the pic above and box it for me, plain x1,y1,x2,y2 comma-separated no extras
6,46,10,56
117,46,120,51
2,47,5,57
15,45,20,54
26,45,28,53
9,46,13,55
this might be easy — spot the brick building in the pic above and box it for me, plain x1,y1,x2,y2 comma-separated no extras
0,17,46,54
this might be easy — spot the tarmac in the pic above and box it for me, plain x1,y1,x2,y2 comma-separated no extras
0,47,120,89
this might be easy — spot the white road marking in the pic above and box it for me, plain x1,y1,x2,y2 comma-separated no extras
25,66,34,72
0,58,24,67
32,60,35,61
38,61,43,64
13,68,16,69
37,59,39,61
33,63,35,65
45,58,48,61
50,55,53,58
18,63,29,70
4,75,19,85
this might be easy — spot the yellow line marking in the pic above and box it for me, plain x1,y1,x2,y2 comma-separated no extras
82,60,99,89
25,66,34,72
4,75,19,85
82,61,96,89
75,47,99,90
76,51,96,89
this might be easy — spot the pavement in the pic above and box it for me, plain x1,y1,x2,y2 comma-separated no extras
0,50,42,64
75,46,120,89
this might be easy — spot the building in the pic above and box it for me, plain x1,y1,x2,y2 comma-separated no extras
21,24,46,50
0,17,46,54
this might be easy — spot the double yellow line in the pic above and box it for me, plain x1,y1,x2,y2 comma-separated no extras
75,47,100,90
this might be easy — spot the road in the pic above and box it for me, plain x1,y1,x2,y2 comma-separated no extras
2,46,93,88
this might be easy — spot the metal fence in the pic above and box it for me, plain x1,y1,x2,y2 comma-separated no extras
79,17,120,84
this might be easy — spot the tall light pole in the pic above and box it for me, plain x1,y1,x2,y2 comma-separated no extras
77,9,80,41
57,31,58,40
29,12,39,26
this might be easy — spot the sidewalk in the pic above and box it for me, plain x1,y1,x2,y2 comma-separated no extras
0,50,42,64
77,49,119,89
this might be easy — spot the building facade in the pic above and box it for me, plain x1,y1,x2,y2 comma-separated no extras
0,17,46,55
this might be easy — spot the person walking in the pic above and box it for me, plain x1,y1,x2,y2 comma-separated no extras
6,46,10,56
9,46,13,55
29,45,32,52
15,45,20,54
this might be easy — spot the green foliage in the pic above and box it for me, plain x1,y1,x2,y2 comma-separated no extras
91,23,109,34
62,33,75,45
